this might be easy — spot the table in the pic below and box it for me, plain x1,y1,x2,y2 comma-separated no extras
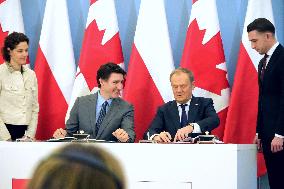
0,142,257,189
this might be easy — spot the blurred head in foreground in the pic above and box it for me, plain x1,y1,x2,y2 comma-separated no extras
27,144,125,189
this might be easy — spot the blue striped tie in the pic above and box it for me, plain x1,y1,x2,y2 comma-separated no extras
95,101,108,137
180,104,188,128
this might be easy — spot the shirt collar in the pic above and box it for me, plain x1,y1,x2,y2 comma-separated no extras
176,97,192,107
5,62,27,73
97,91,112,107
267,42,279,57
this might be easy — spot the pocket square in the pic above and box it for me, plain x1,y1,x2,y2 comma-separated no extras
195,104,199,105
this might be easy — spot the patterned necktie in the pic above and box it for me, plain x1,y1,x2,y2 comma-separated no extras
95,101,108,136
260,53,269,81
180,104,188,128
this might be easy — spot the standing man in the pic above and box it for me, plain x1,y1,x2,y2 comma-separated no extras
146,68,219,142
248,18,284,189
53,63,135,142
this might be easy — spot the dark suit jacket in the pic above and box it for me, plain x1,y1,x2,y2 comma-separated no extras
257,44,284,142
66,92,135,142
147,96,220,139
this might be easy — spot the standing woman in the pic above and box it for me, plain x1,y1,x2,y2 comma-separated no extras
0,32,39,141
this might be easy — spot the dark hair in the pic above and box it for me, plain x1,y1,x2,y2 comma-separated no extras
1,32,29,62
27,144,125,189
97,63,126,88
247,18,275,34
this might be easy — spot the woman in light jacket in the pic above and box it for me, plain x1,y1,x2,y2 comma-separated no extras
0,32,39,141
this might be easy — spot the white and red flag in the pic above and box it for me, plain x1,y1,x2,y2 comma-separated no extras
180,0,230,140
0,0,25,64
223,0,275,177
66,0,124,121
124,0,175,141
34,0,76,140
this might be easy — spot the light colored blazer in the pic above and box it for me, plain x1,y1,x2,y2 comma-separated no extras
66,92,135,142
0,63,39,140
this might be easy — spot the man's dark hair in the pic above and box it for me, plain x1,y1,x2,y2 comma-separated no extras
97,63,126,88
1,32,29,62
247,18,275,34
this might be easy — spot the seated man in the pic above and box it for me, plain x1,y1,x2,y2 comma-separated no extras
53,63,135,142
147,68,219,142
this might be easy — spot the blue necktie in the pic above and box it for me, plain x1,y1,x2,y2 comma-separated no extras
180,104,188,128
95,101,108,136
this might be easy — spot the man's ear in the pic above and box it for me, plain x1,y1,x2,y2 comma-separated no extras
266,32,273,40
99,78,104,87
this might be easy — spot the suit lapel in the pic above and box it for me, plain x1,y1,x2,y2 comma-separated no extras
258,59,263,83
168,101,181,131
188,97,199,123
97,98,119,138
88,93,98,135
265,44,282,78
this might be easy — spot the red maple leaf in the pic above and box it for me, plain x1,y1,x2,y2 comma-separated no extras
78,18,123,90
181,19,229,95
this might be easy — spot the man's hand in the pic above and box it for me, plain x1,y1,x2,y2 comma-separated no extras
19,135,34,142
253,135,262,152
271,136,284,153
153,131,172,143
112,128,129,142
174,125,194,142
16,135,35,142
53,128,67,139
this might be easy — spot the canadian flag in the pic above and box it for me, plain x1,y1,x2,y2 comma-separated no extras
180,0,230,140
223,0,275,176
0,0,25,64
123,0,174,141
66,0,124,121
34,0,76,140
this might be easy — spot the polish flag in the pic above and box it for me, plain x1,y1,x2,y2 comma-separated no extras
124,0,174,141
223,0,275,176
65,0,124,121
180,0,230,140
34,0,76,140
0,0,25,64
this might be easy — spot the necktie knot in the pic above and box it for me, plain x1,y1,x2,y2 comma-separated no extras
102,101,108,109
261,54,269,67
180,104,188,110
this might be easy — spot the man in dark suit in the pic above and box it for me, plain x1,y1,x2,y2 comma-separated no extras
53,63,135,142
146,67,220,143
248,18,284,189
